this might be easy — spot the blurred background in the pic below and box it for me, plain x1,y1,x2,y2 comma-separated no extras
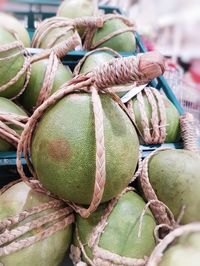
0,0,200,127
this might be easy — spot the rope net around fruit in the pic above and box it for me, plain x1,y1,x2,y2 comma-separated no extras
74,47,122,76
0,182,74,256
29,33,81,112
0,40,31,100
32,16,103,49
16,51,165,218
0,112,28,149
83,14,136,50
138,112,200,235
147,223,200,266
127,87,167,144
70,188,148,266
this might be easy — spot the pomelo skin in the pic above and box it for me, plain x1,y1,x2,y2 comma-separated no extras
31,93,139,205
132,94,180,143
78,51,116,74
159,232,200,266
148,149,200,224
21,59,73,112
0,182,72,266
91,18,136,52
33,26,74,49
0,27,26,99
0,97,28,151
57,0,96,19
75,191,156,261
0,12,30,47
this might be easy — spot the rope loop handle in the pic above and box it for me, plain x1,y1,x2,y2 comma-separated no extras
92,51,165,89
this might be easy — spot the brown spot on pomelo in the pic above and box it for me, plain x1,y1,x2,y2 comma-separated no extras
48,139,71,162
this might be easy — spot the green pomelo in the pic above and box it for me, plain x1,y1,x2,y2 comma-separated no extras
79,51,116,74
35,27,74,49
0,27,26,99
91,18,136,52
31,93,139,205
148,149,200,224
76,191,156,261
159,232,200,266
132,94,180,143
0,12,30,47
57,0,96,19
0,97,27,151
21,59,73,112
0,182,72,266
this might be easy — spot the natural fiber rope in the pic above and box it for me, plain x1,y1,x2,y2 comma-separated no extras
147,223,200,266
32,16,103,50
180,113,199,152
139,147,176,228
28,33,81,111
139,112,200,235
127,87,167,144
0,183,74,256
83,14,135,50
71,188,148,266
16,51,165,218
0,41,31,100
0,112,28,148
74,47,122,76
93,52,165,89
0,214,74,256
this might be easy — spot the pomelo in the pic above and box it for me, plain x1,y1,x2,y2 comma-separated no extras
0,26,27,99
131,91,180,143
147,149,200,224
21,58,73,112
32,17,79,49
0,12,30,47
158,233,200,266
31,92,139,205
75,190,156,264
57,0,97,19
0,97,28,151
0,181,73,266
77,50,116,75
91,17,136,52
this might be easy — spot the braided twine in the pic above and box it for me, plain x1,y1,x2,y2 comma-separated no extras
139,112,200,236
32,16,103,49
16,51,165,219
127,87,167,145
70,188,148,266
0,182,74,257
0,112,28,149
0,40,31,100
28,33,81,112
147,223,200,266
83,14,135,50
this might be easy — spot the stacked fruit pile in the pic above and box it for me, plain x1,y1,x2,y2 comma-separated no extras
0,1,199,265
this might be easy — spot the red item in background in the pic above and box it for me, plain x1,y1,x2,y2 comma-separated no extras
190,60,200,84
141,35,155,51
0,0,6,9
